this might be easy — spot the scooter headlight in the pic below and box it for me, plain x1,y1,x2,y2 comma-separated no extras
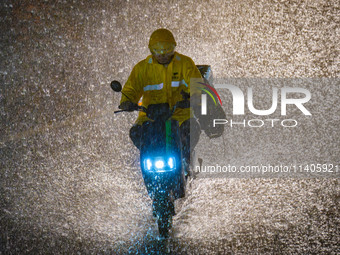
155,159,165,169
168,157,174,169
146,158,152,170
143,157,176,172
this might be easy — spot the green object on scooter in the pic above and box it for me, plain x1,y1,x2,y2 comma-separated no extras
165,119,171,153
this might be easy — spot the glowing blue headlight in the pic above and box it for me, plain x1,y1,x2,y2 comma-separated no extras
145,158,152,170
143,157,176,172
155,159,165,169
168,157,174,169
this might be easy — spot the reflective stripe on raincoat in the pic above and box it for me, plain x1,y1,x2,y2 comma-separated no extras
120,52,202,126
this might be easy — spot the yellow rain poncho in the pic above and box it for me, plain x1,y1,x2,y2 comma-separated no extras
120,52,202,126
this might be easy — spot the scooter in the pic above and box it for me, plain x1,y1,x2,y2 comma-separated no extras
111,80,189,239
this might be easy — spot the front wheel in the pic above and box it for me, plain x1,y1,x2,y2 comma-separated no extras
153,197,174,239
158,212,172,239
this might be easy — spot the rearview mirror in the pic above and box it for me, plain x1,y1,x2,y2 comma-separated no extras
110,80,122,92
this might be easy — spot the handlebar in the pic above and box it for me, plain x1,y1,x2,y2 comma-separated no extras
114,100,189,113
111,80,191,117
114,99,190,122
114,104,146,114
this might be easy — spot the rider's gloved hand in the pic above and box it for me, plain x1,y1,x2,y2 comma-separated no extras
119,101,138,111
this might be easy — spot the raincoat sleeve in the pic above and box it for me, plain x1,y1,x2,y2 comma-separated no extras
120,64,144,104
185,58,203,98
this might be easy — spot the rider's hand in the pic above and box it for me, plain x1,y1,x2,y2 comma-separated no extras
119,101,138,111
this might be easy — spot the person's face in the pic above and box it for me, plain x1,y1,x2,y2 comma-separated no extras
153,51,175,65
150,42,175,65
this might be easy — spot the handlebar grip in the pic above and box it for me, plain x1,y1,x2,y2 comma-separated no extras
180,90,190,100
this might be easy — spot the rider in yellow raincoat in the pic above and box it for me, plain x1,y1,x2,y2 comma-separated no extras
119,28,202,163
120,29,202,125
